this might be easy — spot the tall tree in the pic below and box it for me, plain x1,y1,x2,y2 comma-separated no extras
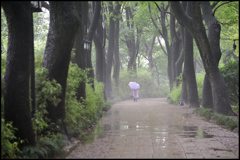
169,2,183,86
86,1,101,89
178,1,188,106
144,36,156,76
170,1,236,116
149,2,174,91
105,1,117,99
94,3,106,84
113,1,122,88
2,1,36,147
72,1,86,101
124,5,140,74
42,2,80,124
201,1,222,109
182,2,200,108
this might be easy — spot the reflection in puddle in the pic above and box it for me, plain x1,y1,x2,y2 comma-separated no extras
176,126,214,138
80,122,130,144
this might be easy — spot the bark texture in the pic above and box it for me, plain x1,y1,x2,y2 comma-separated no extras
2,1,36,147
201,1,222,109
42,2,80,123
183,2,200,108
72,2,86,101
105,1,116,99
113,1,121,88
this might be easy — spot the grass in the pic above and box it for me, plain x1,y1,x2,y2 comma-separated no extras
193,107,239,131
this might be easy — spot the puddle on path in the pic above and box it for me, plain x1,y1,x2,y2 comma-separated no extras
79,122,130,144
176,125,214,138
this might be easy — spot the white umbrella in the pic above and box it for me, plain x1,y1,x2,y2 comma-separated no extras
128,82,140,89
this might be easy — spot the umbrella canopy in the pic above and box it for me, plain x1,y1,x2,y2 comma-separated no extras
128,82,140,89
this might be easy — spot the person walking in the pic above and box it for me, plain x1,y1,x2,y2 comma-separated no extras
128,82,140,102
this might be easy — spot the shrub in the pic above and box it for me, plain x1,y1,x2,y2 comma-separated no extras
194,108,238,130
20,133,65,159
65,62,106,137
167,72,205,105
167,83,182,104
1,118,22,159
219,60,239,106
33,55,62,136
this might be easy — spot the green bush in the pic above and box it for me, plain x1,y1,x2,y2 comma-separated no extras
1,118,22,159
219,60,239,106
167,83,182,104
167,72,205,104
33,55,62,136
20,133,65,159
65,62,106,137
194,108,238,130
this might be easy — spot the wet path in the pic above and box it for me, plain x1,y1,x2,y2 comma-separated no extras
65,98,239,159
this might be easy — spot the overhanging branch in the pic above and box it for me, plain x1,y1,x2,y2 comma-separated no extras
212,1,232,16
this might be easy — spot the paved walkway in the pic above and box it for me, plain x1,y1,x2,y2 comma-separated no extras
65,98,239,159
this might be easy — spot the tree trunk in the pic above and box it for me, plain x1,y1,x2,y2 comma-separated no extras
86,1,101,90
124,6,139,75
113,2,121,88
170,3,182,85
170,1,236,116
144,36,155,76
2,1,35,147
105,1,116,99
175,1,187,87
150,3,173,91
183,2,200,108
42,2,80,124
201,1,222,109
179,71,188,105
72,2,86,102
94,2,107,101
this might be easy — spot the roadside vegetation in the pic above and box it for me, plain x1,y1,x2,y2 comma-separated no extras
168,60,239,131
1,1,238,159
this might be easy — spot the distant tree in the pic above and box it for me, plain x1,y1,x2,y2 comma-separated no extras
105,1,117,99
149,2,174,91
113,1,122,88
2,1,36,147
86,1,101,90
144,36,156,76
124,4,141,74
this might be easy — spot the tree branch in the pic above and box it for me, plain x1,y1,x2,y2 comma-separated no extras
157,37,167,56
154,2,175,17
148,3,163,37
212,1,232,16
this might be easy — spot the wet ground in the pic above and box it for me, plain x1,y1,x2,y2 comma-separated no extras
65,98,239,159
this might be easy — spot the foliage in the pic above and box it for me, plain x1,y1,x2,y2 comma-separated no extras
167,72,205,104
167,82,182,104
219,60,239,106
1,118,23,159
194,107,238,131
65,62,106,137
20,133,65,159
33,54,62,136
